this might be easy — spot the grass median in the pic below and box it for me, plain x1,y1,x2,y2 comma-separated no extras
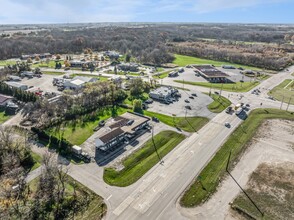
103,130,185,187
180,108,294,207
268,79,294,105
174,80,259,92
144,111,209,132
207,94,231,113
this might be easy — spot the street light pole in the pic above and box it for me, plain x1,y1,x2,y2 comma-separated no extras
280,96,284,110
151,125,163,164
286,96,292,111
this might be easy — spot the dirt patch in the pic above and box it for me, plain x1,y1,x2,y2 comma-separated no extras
179,119,294,220
232,162,294,220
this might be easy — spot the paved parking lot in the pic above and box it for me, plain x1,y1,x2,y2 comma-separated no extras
169,67,254,83
147,90,216,119
21,74,62,93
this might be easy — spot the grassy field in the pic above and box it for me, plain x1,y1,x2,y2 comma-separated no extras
173,54,261,70
47,107,127,145
0,60,17,66
207,94,231,113
29,175,106,219
70,73,109,81
153,71,171,79
32,60,64,68
144,111,209,132
0,110,10,124
232,163,294,220
268,79,294,105
103,130,185,186
174,80,260,92
124,92,149,106
30,151,43,171
180,108,294,207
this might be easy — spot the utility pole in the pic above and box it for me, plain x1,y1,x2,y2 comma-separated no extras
226,151,264,217
151,125,163,164
286,96,292,111
280,96,284,110
182,79,185,90
219,83,223,97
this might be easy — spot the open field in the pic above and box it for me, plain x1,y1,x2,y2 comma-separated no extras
207,94,231,113
32,60,64,68
47,107,127,145
0,60,17,66
173,54,262,71
232,162,294,220
30,151,43,171
144,111,209,132
0,110,11,124
29,174,106,219
103,130,185,187
174,80,260,92
180,119,294,219
180,109,294,207
268,79,294,105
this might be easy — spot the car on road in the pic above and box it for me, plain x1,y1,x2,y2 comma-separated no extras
189,96,194,99
191,93,197,97
184,99,190,103
185,105,191,110
214,91,219,95
225,122,231,128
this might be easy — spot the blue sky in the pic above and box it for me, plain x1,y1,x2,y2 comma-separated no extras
0,0,293,24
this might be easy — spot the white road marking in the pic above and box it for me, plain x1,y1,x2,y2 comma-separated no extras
106,194,112,201
147,211,153,216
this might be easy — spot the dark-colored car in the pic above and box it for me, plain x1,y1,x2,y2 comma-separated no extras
152,117,159,122
214,91,219,95
184,99,190,103
145,99,153,104
99,120,105,127
191,93,197,97
185,105,191,110
189,96,194,99
225,106,232,113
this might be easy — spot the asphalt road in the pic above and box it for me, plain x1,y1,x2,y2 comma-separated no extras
17,65,294,220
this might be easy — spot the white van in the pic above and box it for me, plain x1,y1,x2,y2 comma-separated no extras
235,108,243,115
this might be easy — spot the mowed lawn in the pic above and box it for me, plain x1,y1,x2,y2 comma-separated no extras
144,111,209,132
103,130,186,187
174,80,260,92
47,107,127,145
0,60,17,66
173,54,261,70
207,94,231,113
180,109,294,208
268,79,294,105
0,110,11,124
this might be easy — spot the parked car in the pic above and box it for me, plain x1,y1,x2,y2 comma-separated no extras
225,122,231,128
145,99,153,104
214,91,219,95
185,105,191,110
99,120,105,127
189,96,194,99
225,106,232,113
191,93,197,97
152,117,159,122
184,99,190,103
